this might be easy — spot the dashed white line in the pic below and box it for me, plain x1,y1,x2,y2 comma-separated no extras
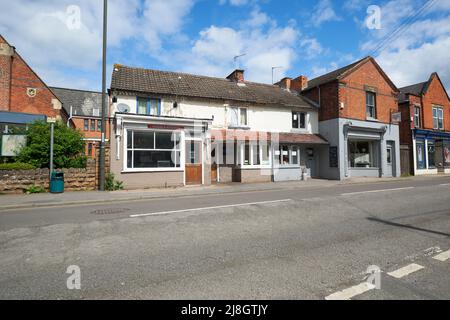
433,250,450,262
439,183,450,186
387,263,425,279
129,199,293,218
325,282,376,300
341,187,415,196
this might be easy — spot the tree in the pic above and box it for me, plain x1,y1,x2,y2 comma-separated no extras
16,120,87,169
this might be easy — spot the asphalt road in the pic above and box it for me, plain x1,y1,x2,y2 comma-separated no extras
1,176,450,299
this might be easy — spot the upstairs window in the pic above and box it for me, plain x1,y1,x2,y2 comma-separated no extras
90,119,96,131
229,107,248,127
432,106,444,130
97,120,102,132
137,98,161,116
366,91,377,119
292,112,306,129
414,106,421,128
84,119,89,131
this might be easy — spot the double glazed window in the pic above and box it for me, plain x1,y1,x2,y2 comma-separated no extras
229,107,248,127
126,130,181,169
241,141,270,166
414,106,421,128
432,106,444,130
137,98,161,116
292,112,306,129
366,91,377,119
277,145,300,166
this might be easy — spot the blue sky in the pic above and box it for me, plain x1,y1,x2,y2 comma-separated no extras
1,0,449,91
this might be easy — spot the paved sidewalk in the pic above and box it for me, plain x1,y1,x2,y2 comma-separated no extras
0,175,442,210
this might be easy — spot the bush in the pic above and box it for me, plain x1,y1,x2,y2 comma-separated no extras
0,163,36,170
105,173,124,191
23,185,46,194
16,120,86,169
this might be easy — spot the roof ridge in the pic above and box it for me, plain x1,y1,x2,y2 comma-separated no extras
50,86,102,95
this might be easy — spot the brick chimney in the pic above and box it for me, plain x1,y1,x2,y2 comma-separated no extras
0,38,14,111
275,77,292,90
291,75,308,91
227,69,245,83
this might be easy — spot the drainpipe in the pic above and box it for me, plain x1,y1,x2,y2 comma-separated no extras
66,105,73,127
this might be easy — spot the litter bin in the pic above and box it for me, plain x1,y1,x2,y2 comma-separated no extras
50,171,64,193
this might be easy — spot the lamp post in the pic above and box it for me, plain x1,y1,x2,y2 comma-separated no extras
99,0,108,191
47,118,56,179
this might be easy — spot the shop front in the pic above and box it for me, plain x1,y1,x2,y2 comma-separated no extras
111,113,212,189
413,129,450,175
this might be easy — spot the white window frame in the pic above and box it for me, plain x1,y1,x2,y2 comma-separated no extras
229,107,249,128
292,111,307,130
123,128,184,172
277,145,301,167
414,106,421,128
366,91,377,119
432,106,444,130
239,141,272,168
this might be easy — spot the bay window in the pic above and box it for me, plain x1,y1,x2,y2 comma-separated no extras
126,129,181,170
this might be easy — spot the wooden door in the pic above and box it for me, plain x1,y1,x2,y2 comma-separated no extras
185,140,202,185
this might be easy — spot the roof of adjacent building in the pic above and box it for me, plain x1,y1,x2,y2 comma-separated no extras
398,72,450,103
303,56,398,92
110,65,316,109
50,87,103,117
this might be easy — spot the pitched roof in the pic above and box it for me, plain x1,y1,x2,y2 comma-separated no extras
303,56,398,92
50,87,103,117
398,82,427,102
110,65,315,109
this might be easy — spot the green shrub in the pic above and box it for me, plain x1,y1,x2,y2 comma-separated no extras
16,120,86,169
23,185,46,194
0,163,36,170
105,173,124,191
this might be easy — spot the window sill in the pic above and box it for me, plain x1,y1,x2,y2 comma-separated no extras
122,168,183,173
365,117,379,122
291,128,309,133
228,125,250,130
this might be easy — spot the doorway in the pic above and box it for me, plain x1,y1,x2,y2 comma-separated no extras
185,140,203,185
386,141,395,177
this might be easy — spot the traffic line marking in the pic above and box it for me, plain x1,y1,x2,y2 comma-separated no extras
439,183,450,186
129,199,293,218
341,187,415,196
325,282,376,300
433,250,450,262
387,263,425,279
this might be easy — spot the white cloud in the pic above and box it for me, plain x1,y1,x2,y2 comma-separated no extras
220,0,251,6
310,0,341,27
300,38,325,59
343,0,370,12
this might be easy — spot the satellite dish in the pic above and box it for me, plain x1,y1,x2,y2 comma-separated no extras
117,103,130,113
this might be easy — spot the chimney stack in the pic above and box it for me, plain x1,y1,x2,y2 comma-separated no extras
290,75,308,91
227,69,245,83
0,38,14,111
275,77,292,90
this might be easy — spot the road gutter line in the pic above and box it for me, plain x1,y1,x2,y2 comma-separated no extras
341,187,415,196
387,263,425,279
129,199,293,218
433,250,450,262
325,282,376,300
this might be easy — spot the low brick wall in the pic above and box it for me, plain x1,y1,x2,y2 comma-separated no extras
0,159,97,194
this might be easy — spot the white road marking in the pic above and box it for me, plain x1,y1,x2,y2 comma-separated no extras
433,250,450,262
387,263,425,279
325,282,376,300
439,183,450,186
341,187,415,196
129,199,293,218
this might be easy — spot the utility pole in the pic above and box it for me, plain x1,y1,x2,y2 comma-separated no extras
99,0,108,191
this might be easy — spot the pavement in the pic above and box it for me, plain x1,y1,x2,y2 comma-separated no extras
0,175,423,210
0,175,450,299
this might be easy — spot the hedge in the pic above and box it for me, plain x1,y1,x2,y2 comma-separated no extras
0,163,36,170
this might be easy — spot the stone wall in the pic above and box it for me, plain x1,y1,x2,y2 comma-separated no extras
0,159,97,194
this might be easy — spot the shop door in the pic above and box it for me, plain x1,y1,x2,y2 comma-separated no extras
386,142,395,177
185,140,203,185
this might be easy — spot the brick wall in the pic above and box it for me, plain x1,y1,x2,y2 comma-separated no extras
0,35,63,119
302,81,340,122
0,40,13,111
0,159,97,194
420,74,450,131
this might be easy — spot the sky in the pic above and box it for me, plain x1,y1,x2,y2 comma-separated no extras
0,0,449,92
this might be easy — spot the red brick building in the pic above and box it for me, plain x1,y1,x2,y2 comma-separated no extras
398,73,450,175
301,56,401,179
50,87,110,158
0,34,67,157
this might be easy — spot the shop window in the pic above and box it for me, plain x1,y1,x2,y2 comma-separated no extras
126,130,181,170
416,140,426,170
348,140,377,168
239,141,271,167
444,141,450,167
366,91,377,119
292,112,306,129
277,145,299,166
428,140,436,168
